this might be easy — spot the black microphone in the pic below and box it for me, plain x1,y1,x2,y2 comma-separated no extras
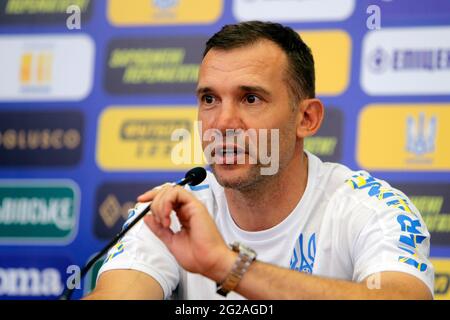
176,166,207,187
59,167,207,300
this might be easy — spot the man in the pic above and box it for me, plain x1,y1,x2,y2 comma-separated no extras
86,21,433,299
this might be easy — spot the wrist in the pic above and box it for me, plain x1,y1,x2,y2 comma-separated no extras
215,242,257,297
206,247,238,283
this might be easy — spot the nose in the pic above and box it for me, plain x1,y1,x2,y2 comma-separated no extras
214,101,244,133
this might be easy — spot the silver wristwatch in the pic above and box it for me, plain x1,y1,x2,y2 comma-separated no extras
216,241,257,297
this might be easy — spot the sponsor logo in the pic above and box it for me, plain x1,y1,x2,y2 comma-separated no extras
0,111,83,166
357,104,450,171
431,259,450,300
361,27,450,95
108,0,223,25
233,0,355,22
0,180,80,244
304,107,342,162
94,182,163,239
97,107,203,170
394,183,450,246
19,51,53,91
0,255,72,300
368,47,450,73
105,37,205,95
297,30,351,96
0,34,95,101
0,0,93,25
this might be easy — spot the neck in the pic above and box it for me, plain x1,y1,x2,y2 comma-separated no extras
224,150,309,231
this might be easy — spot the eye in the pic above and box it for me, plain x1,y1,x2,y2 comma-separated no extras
202,95,216,105
244,94,260,104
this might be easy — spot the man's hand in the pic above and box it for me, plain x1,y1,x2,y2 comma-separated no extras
138,185,236,283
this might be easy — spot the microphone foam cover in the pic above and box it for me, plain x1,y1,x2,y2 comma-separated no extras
185,167,207,186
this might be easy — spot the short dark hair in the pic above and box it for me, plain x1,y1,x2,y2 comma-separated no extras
203,21,316,101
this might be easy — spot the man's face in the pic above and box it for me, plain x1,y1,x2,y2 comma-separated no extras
196,39,300,190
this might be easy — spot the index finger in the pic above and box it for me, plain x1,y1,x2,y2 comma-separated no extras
137,182,174,202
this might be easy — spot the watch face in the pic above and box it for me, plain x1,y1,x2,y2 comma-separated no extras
236,242,257,259
244,246,257,258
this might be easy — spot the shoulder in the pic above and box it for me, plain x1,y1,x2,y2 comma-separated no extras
309,149,417,218
341,170,420,218
310,154,425,235
323,169,430,258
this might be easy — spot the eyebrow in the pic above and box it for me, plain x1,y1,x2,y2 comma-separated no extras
196,85,271,97
239,85,271,97
196,87,214,97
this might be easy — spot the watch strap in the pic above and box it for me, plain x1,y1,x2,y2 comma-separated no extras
216,242,256,296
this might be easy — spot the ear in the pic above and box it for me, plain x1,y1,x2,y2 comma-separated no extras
296,99,325,139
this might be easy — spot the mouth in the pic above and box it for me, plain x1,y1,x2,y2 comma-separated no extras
213,144,247,165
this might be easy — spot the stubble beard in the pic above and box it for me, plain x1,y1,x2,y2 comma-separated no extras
211,163,266,192
210,126,296,193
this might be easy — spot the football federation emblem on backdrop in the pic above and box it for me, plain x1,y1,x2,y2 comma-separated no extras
357,104,450,171
405,113,437,160
108,0,223,25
